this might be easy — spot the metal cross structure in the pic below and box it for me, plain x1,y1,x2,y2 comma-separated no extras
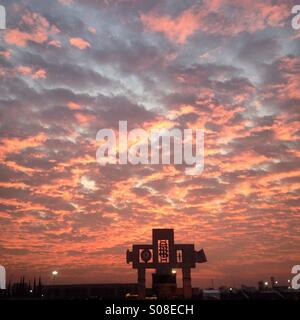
126,229,207,299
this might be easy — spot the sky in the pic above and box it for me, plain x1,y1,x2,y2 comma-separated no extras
0,0,299,287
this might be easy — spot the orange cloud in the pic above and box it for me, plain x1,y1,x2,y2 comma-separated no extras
5,29,47,47
16,66,47,79
33,69,47,79
141,9,200,44
69,37,91,50
68,101,82,110
17,66,32,76
74,112,95,124
141,0,290,43
0,50,12,59
4,10,58,47
0,133,47,161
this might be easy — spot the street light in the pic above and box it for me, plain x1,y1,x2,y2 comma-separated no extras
172,270,177,274
52,270,58,284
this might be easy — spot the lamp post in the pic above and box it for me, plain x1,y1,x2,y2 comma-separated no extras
52,271,58,285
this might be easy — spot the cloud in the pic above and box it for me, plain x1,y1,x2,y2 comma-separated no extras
238,37,282,64
16,66,47,79
5,28,47,47
141,8,200,44
4,9,58,47
0,50,12,59
48,39,62,48
69,37,91,49
88,26,97,34
58,0,75,6
140,0,291,44
0,246,31,256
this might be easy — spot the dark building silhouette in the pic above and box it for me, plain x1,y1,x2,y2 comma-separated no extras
126,228,207,299
43,283,138,300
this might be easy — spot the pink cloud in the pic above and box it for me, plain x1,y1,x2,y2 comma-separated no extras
0,50,12,59
88,26,97,34
141,0,290,43
5,29,47,47
17,66,32,76
67,101,81,110
16,66,47,79
33,69,47,79
69,37,91,50
48,40,62,48
141,9,200,44
4,10,58,47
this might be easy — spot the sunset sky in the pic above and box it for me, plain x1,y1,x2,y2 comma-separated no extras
0,0,300,287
